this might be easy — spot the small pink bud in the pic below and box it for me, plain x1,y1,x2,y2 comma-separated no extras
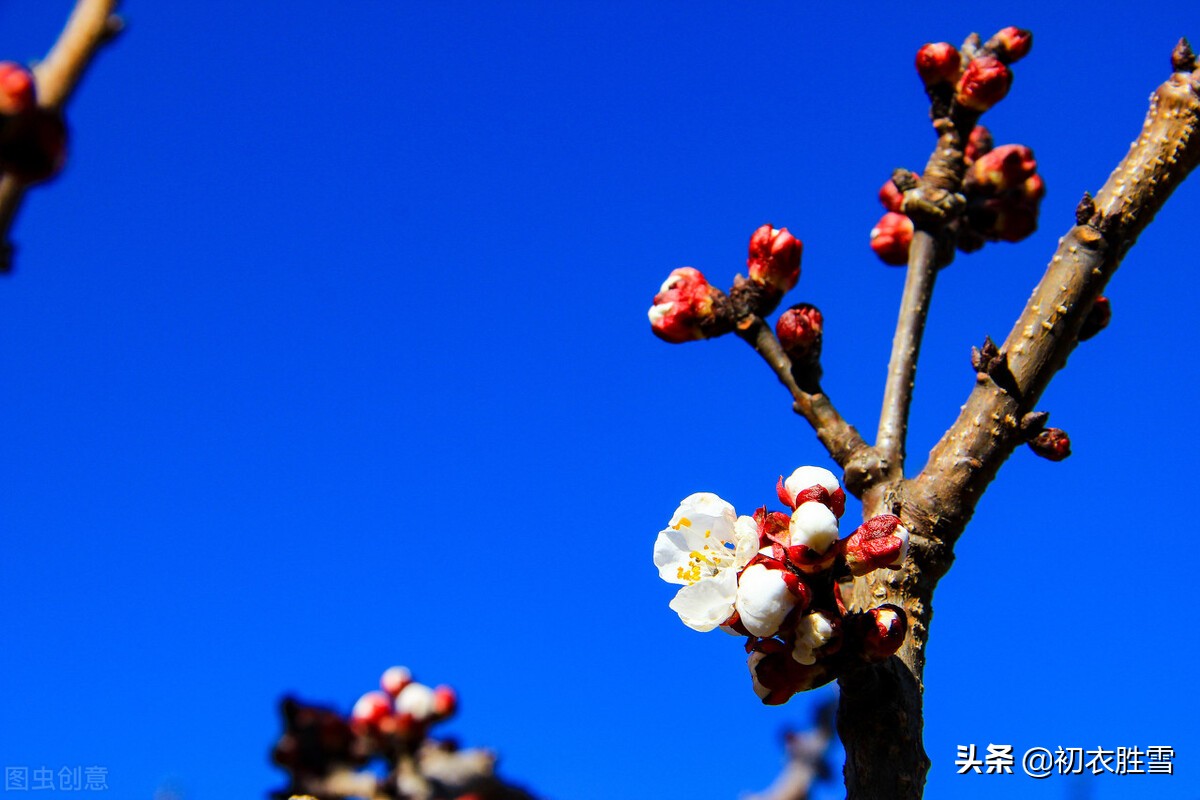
648,267,719,343
988,27,1033,64
350,691,393,728
915,42,962,87
0,62,36,116
964,125,993,165
878,177,905,212
775,304,823,366
1078,296,1111,341
431,685,458,718
747,224,803,293
955,56,1012,112
972,144,1038,192
841,515,910,576
1029,427,1071,461
870,212,913,267
859,605,908,662
380,666,413,697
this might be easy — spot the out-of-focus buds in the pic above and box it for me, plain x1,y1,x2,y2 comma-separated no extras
986,27,1033,64
648,267,723,343
380,666,413,698
735,562,808,638
1029,427,1071,461
350,691,393,728
962,144,1043,245
870,212,914,266
841,515,910,576
915,42,962,88
1078,296,1111,341
0,62,36,116
849,605,908,662
775,303,824,367
955,56,1012,111
964,125,993,165
395,682,437,722
0,108,67,183
747,224,803,293
878,177,905,212
792,611,841,666
431,685,458,718
777,465,844,518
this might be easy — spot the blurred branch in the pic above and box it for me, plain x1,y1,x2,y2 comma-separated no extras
0,0,122,272
746,697,837,800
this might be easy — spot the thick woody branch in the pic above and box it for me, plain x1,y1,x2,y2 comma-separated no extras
0,0,121,271
736,316,872,470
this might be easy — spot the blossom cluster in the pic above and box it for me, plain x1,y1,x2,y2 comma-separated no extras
654,467,910,704
0,62,66,183
350,665,458,737
870,27,1043,266
648,224,802,344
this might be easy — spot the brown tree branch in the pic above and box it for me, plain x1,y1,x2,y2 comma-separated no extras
836,47,1200,800
0,0,121,272
737,315,872,469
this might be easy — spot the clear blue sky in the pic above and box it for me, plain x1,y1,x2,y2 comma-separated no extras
0,2,1196,799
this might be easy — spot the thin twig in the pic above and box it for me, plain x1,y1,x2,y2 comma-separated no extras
0,0,121,272
737,316,871,469
875,230,939,474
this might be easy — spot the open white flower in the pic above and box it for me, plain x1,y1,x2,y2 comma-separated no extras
654,492,758,632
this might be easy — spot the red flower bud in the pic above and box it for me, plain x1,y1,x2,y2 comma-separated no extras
747,224,803,293
648,267,720,343
1029,427,1071,461
915,42,962,88
972,144,1038,192
988,27,1033,64
870,212,913,266
1078,296,1111,341
842,515,911,576
350,691,393,728
748,641,833,705
775,303,823,366
878,177,905,212
860,605,908,661
964,125,993,165
431,685,457,718
380,666,413,697
955,56,1012,112
0,108,67,183
0,62,36,116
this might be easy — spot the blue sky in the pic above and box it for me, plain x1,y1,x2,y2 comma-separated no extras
0,2,1197,799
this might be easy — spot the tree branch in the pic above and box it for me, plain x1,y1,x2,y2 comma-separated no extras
737,315,872,469
0,0,121,272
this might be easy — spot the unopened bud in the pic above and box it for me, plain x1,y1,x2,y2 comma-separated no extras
842,515,910,576
748,641,833,705
735,562,808,638
778,465,844,518
859,606,902,662
775,303,824,366
381,666,413,697
878,177,905,212
395,682,437,721
747,224,803,293
792,611,841,666
987,27,1033,64
1078,296,1111,341
1029,427,1071,461
0,62,36,116
915,42,962,88
972,144,1038,192
964,125,993,165
431,685,458,718
351,691,393,728
648,267,722,343
955,56,1012,112
870,212,913,266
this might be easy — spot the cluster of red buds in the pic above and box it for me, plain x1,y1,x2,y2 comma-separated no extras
0,62,66,183
649,224,802,343
273,667,532,800
654,467,910,706
915,27,1031,112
